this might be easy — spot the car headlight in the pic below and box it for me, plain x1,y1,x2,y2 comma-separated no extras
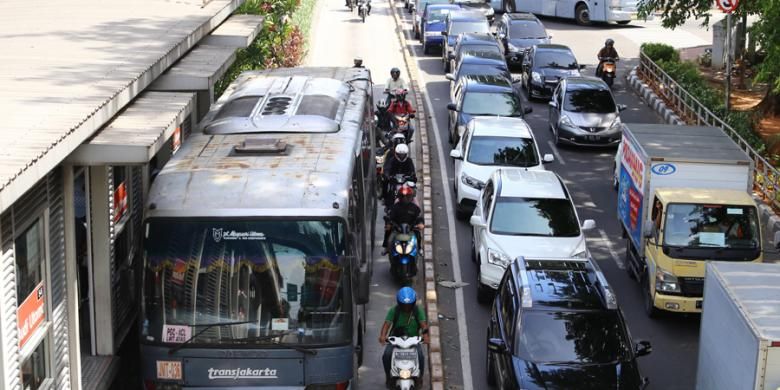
531,71,541,83
395,244,404,255
487,248,512,267
399,369,412,379
608,117,622,132
425,31,440,36
570,241,588,258
655,266,680,293
461,173,484,189
559,115,575,128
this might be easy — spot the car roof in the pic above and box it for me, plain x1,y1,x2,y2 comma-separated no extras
495,169,566,198
511,258,612,311
504,12,539,21
564,76,609,90
470,117,532,138
428,3,461,10
457,32,498,44
462,76,514,92
448,10,486,21
534,43,573,52
460,50,505,63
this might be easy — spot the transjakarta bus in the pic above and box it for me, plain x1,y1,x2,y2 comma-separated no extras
139,67,376,389
498,0,642,25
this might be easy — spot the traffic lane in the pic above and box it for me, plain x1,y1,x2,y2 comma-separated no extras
306,0,428,387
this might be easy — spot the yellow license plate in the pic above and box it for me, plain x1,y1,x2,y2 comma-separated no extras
156,360,183,380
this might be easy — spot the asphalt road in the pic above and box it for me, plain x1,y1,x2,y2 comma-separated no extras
392,6,708,390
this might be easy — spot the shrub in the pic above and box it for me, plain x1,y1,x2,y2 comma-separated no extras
641,43,680,63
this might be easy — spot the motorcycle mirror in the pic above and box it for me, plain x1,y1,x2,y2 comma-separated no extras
523,106,532,115
617,104,627,112
445,73,455,81
470,215,485,228
449,149,463,160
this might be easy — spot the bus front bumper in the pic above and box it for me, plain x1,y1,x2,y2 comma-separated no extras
653,292,702,313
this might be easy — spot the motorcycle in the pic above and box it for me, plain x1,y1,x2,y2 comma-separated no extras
599,57,618,87
386,222,419,284
358,0,368,23
385,173,417,209
387,336,423,390
348,0,354,12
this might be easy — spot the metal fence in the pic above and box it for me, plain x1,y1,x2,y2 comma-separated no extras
637,51,780,211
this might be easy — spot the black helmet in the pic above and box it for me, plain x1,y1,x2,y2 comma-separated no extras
605,38,614,47
354,57,363,67
391,67,401,77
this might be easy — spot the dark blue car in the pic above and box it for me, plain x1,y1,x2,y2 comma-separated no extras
421,4,461,54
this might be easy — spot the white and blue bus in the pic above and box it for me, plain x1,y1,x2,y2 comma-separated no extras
495,0,642,25
139,67,376,389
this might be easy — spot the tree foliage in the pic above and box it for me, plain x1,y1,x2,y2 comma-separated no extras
638,0,780,94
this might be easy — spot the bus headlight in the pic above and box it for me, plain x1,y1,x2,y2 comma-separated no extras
399,369,412,379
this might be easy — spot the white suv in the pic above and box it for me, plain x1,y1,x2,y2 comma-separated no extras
470,169,595,303
450,117,553,219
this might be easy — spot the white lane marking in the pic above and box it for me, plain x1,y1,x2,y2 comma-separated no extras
546,140,566,165
593,228,625,270
400,7,473,387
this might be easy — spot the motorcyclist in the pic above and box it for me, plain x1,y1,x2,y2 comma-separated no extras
379,287,429,387
383,144,416,207
357,0,371,15
387,88,416,139
382,184,424,252
353,57,364,68
385,68,408,104
596,38,619,77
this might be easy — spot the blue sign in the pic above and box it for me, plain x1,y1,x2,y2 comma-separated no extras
651,163,676,175
617,165,644,248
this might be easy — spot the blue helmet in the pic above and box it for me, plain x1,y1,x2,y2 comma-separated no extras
397,287,417,305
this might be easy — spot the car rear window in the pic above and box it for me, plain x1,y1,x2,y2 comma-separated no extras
509,21,546,38
563,88,616,113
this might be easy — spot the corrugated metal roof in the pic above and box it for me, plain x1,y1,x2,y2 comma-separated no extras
0,0,244,213
201,14,265,48
66,92,195,164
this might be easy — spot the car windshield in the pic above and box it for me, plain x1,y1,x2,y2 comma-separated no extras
141,219,351,346
536,50,578,69
462,92,520,116
509,21,546,38
467,136,539,167
564,88,616,113
456,64,510,81
515,311,631,363
450,21,489,35
663,204,760,249
490,197,580,236
428,8,452,22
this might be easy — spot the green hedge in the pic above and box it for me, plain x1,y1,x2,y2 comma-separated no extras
642,43,766,155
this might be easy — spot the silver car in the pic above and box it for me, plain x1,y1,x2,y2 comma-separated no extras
548,76,626,147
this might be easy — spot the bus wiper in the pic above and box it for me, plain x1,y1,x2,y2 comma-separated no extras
168,320,253,355
223,331,317,355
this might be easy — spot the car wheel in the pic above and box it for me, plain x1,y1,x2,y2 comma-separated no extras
553,126,561,146
575,3,591,25
423,41,429,55
455,205,470,221
642,272,659,318
486,331,497,386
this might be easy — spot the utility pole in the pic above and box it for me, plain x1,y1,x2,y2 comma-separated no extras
725,12,731,111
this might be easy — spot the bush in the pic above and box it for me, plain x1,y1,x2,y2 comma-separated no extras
641,43,680,63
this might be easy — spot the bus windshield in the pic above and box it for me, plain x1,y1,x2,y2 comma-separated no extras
141,219,351,347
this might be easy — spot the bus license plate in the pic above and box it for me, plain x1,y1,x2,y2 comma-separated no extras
157,360,182,380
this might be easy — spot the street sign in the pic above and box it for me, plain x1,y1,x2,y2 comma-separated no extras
716,0,738,13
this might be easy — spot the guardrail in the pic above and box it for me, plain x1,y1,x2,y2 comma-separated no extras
637,51,780,210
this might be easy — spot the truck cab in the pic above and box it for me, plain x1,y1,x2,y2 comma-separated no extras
632,188,762,316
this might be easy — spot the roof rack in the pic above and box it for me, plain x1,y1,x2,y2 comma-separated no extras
514,256,617,310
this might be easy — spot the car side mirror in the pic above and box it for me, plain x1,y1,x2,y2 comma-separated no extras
579,64,587,70
445,73,455,81
523,106,532,115
470,215,486,228
487,338,507,353
617,104,627,112
635,340,652,357
548,101,558,108
447,103,457,111
449,149,463,160
542,153,554,163
441,31,448,36
448,53,455,60
581,219,596,230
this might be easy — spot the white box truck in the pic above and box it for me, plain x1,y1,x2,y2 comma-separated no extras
615,124,763,317
696,261,780,390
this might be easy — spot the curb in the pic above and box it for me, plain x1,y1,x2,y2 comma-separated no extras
626,66,685,126
388,3,446,388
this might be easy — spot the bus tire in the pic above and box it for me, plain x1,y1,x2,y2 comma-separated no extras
575,3,591,25
357,330,364,366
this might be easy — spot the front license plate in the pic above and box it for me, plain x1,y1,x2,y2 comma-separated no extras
394,351,418,360
157,360,183,380
587,135,601,141
696,300,703,309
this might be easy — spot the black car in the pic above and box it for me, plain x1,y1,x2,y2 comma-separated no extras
494,13,551,69
446,32,503,74
446,75,529,145
486,256,652,390
441,11,490,72
521,44,584,100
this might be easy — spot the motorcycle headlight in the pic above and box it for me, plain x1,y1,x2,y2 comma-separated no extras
487,248,512,267
531,71,541,83
395,244,404,255
655,266,681,293
460,173,484,189
399,369,412,379
559,115,575,128
404,242,414,254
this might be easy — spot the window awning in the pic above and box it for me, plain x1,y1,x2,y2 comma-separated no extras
201,14,265,48
149,45,237,91
67,92,195,165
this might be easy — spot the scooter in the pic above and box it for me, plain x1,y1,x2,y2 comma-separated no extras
387,336,423,389
358,0,368,23
387,222,419,284
599,57,618,87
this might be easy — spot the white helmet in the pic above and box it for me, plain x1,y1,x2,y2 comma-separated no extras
394,144,409,161
391,133,407,144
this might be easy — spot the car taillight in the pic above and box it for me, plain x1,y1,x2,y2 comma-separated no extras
336,382,349,390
